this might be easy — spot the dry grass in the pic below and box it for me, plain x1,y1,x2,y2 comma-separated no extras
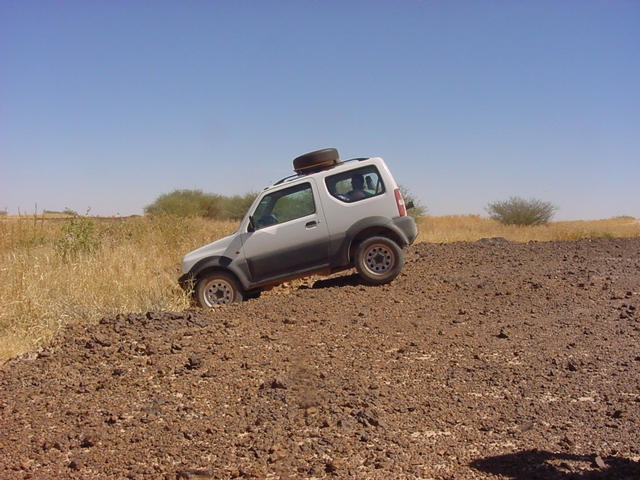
0,215,237,360
416,215,640,243
1,214,638,361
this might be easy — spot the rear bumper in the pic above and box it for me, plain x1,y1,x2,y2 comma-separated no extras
392,216,418,246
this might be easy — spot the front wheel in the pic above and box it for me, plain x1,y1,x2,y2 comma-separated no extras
195,272,244,307
354,236,404,285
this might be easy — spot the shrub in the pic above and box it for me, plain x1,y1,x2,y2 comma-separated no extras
145,190,258,220
486,196,556,226
399,186,427,219
55,215,99,260
43,208,78,216
218,192,258,220
144,190,223,218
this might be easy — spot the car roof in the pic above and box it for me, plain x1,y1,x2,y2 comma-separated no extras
267,157,381,191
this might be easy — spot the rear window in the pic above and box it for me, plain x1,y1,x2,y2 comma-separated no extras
325,165,385,203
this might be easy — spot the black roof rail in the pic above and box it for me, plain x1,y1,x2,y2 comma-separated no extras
273,173,303,185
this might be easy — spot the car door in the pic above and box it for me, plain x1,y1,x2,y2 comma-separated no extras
240,179,330,284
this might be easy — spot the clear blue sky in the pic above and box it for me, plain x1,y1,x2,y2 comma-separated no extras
1,1,638,220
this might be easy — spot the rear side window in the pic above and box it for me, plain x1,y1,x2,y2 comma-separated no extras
252,182,315,229
325,165,385,203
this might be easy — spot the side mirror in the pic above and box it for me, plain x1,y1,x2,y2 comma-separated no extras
247,216,256,232
406,201,415,210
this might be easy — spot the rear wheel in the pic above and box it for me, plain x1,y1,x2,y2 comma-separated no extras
354,236,404,285
195,272,244,307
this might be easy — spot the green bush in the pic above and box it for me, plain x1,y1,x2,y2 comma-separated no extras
55,215,99,260
145,190,222,218
145,190,257,220
218,192,258,220
486,196,556,226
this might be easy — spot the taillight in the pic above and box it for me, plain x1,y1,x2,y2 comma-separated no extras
394,188,406,216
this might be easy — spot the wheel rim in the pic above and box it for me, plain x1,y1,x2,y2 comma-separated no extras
202,278,235,305
362,243,395,276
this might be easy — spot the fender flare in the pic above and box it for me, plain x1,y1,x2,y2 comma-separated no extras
179,256,250,291
330,216,410,266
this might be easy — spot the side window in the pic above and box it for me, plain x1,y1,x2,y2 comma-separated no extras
252,182,315,229
325,165,385,203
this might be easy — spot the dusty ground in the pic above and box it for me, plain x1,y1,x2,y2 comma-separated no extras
1,238,639,480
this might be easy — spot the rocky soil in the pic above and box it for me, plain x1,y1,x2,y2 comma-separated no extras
1,238,639,480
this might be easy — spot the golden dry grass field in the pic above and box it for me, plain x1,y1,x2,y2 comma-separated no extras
1,214,639,361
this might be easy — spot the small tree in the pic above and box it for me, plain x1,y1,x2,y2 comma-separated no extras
486,196,556,226
399,186,427,219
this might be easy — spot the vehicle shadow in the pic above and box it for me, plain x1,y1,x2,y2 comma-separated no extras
470,449,640,479
308,273,362,290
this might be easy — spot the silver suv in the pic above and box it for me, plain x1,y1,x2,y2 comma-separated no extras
179,148,418,306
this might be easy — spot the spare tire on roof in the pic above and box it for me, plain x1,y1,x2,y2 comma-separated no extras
293,148,341,174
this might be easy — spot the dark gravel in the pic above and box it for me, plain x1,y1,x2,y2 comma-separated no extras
1,238,639,479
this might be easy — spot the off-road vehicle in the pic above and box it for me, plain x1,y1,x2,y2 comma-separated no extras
179,148,418,306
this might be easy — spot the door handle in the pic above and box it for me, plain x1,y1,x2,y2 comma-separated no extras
305,221,317,228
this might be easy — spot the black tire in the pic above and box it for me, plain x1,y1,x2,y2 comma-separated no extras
354,236,404,285
195,271,244,307
293,148,341,173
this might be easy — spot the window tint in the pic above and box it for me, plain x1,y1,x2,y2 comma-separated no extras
252,182,315,229
325,165,385,203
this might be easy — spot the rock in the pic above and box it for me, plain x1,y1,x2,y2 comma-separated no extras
269,378,288,389
186,355,203,370
79,433,97,448
93,334,112,347
353,409,381,427
175,468,215,479
325,460,339,473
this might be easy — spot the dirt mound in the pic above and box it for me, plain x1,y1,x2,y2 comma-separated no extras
1,238,639,479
